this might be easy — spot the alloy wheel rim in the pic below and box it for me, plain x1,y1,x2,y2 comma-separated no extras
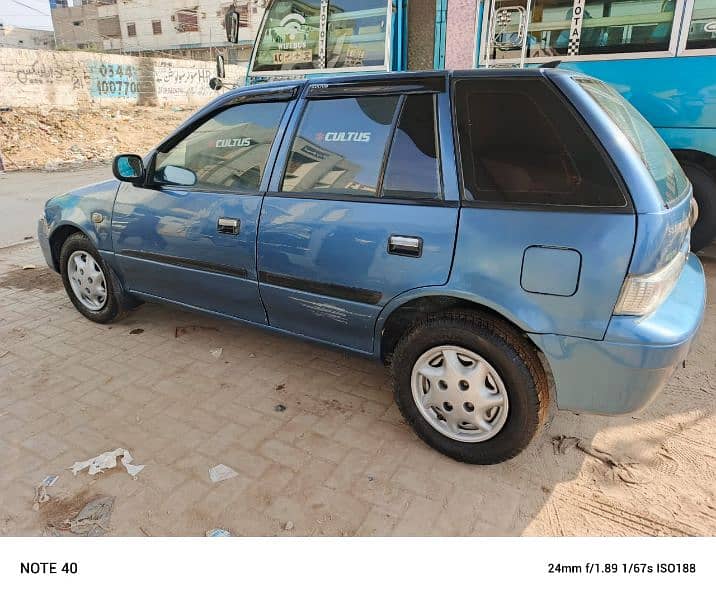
411,345,509,443
67,250,107,311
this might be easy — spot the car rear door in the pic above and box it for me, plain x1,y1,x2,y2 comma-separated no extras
111,90,296,324
256,77,459,353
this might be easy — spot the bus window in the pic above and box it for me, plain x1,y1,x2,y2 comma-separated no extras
486,0,677,62
252,1,322,72
686,0,716,50
326,0,389,69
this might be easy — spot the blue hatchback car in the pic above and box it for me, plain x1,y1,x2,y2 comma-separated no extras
38,69,705,464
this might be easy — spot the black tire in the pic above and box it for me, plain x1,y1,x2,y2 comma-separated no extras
59,232,132,324
682,162,716,252
391,310,549,465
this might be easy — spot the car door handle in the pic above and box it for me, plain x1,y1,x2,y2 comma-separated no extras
217,217,240,235
388,235,423,258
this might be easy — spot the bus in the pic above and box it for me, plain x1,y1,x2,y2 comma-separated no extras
219,1,716,250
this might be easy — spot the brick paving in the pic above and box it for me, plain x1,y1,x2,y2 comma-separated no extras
1,241,714,536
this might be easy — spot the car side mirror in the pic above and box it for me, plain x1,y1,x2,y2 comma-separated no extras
112,154,145,184
160,165,197,187
216,53,226,79
225,10,240,44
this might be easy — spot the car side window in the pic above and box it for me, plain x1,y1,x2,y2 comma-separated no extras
382,94,441,200
281,95,400,196
454,77,627,208
154,101,288,192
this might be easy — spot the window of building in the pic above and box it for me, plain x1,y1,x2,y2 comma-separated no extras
382,94,441,200
98,15,121,38
154,102,289,192
282,95,399,196
686,0,716,50
72,20,83,27
487,0,678,61
126,22,136,37
454,77,626,208
326,0,388,68
152,20,162,35
174,8,199,33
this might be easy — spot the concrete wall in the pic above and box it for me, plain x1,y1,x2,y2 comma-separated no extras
445,0,478,69
0,48,245,109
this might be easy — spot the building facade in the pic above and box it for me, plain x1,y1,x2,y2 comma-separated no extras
51,0,265,59
0,24,55,49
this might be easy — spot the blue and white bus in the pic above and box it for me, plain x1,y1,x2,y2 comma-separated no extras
224,1,716,249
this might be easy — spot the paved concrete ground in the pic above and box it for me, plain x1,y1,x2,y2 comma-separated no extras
0,169,714,536
0,166,110,248
0,240,714,537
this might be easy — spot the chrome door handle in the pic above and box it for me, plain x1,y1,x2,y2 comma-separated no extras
217,217,240,235
388,235,423,258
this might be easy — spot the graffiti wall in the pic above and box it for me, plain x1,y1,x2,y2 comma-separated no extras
0,48,245,108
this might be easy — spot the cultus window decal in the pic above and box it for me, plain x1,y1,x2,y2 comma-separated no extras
317,132,372,143
216,138,252,148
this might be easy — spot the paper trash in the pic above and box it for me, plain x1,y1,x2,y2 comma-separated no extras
206,528,231,537
208,464,238,483
69,448,145,478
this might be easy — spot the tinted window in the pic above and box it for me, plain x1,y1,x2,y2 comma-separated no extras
155,102,288,192
282,95,399,196
578,78,689,207
455,77,626,208
326,0,389,69
253,0,321,72
487,0,676,60
686,0,716,50
382,94,441,200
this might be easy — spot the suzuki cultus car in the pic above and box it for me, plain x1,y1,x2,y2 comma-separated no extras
39,70,705,464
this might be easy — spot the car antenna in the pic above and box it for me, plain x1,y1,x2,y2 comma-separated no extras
540,60,562,69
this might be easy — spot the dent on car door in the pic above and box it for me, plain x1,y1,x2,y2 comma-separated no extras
257,88,459,353
111,100,291,323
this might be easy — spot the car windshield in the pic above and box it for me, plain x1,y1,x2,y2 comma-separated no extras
577,78,690,208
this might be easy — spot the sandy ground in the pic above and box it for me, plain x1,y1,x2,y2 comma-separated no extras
0,238,713,537
0,107,187,171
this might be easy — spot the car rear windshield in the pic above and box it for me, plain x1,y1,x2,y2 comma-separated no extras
577,78,690,208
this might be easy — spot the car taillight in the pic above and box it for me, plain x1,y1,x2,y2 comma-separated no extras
614,250,687,317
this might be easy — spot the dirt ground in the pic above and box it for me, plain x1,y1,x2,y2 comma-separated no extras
0,238,714,537
0,107,187,171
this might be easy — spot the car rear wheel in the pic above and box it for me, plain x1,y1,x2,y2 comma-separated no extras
682,162,716,252
60,233,130,324
391,311,549,464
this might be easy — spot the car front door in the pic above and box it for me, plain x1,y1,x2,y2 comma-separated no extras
257,78,459,353
111,95,294,323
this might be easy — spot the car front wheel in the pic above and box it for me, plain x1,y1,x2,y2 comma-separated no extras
60,232,130,324
391,311,549,464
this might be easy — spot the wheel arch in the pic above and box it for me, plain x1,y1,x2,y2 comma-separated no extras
377,291,531,359
48,223,96,272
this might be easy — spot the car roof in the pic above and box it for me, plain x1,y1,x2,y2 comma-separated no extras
220,68,558,102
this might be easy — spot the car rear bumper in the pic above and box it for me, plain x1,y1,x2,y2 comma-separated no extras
38,218,55,272
530,253,706,415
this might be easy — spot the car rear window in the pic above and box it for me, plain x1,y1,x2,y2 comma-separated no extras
454,77,627,209
576,78,690,208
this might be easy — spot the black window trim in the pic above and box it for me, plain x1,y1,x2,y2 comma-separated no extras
146,92,297,194
305,75,447,98
379,93,444,202
276,91,445,205
450,74,634,214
